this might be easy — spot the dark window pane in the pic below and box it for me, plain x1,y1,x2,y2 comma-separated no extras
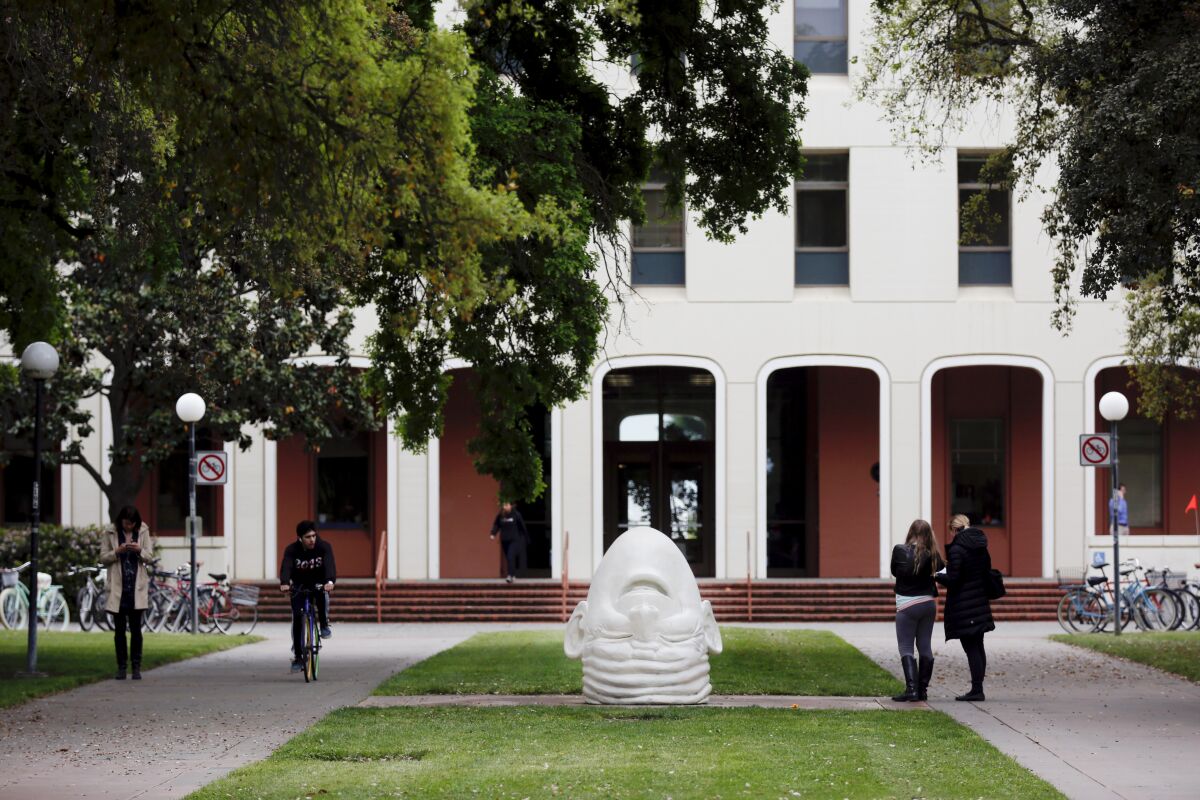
958,189,1010,246
155,433,220,534
958,251,1012,285
631,252,685,285
796,189,847,247
316,434,369,528
1121,418,1163,527
794,40,847,74
603,367,714,443
795,251,849,285
766,368,809,575
795,0,847,37
950,419,1004,526
958,155,989,184
800,154,848,182
1,456,57,524
634,189,684,248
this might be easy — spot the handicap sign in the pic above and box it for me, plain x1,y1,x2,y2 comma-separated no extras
1092,551,1107,567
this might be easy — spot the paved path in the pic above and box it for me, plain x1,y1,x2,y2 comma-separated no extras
0,623,496,799
803,621,1200,800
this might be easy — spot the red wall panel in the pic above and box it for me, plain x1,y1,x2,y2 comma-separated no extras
439,369,502,578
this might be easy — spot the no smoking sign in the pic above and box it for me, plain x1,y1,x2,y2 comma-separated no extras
1078,434,1113,467
195,450,228,485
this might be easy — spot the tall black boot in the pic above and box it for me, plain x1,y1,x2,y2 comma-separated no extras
917,656,934,701
891,656,919,702
131,660,142,680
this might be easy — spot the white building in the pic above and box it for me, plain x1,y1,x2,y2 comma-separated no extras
7,1,1198,583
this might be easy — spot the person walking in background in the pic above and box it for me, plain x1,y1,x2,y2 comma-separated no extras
937,514,995,702
490,501,529,583
1109,483,1129,537
890,519,945,702
99,506,155,680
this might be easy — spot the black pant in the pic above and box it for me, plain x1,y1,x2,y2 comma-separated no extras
113,609,143,667
502,538,527,578
960,632,987,688
290,589,328,659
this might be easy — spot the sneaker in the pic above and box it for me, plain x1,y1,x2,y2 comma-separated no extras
505,575,514,584
290,659,304,673
320,626,332,639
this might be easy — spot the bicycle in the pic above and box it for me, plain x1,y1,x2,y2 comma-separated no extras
1146,568,1197,631
68,565,110,632
291,585,323,682
1056,566,1121,633
1120,559,1182,631
197,572,259,636
0,562,70,631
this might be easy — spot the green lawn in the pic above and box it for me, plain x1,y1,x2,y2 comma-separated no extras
1052,631,1200,682
188,705,1063,800
374,628,901,697
0,630,263,709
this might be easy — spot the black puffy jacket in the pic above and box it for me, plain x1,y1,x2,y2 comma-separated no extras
890,544,943,598
936,527,996,640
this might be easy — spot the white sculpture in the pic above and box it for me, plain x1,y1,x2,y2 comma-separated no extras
564,526,723,704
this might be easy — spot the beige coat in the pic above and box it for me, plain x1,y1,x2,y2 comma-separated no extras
100,523,155,612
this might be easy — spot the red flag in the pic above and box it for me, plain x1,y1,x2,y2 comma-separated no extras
1187,494,1198,514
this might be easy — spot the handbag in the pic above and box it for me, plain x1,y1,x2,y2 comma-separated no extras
986,568,1006,600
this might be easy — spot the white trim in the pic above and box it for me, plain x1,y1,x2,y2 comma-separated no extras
755,356,892,578
427,436,440,579
550,407,564,580
59,454,72,527
223,440,235,575
264,438,277,580
920,355,1056,578
387,416,400,580
591,355,727,578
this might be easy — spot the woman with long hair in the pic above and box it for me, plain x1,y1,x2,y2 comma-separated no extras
937,514,996,701
890,519,944,701
99,505,155,679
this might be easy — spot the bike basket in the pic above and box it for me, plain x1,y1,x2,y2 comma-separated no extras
0,569,17,589
230,584,260,607
1055,568,1086,587
1145,570,1186,589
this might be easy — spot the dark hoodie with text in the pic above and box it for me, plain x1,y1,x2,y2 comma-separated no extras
280,537,337,587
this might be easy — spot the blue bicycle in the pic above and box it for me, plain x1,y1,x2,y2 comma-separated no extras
292,585,323,682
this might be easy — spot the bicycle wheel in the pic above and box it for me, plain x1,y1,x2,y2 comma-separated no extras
1138,588,1180,631
77,587,95,631
1057,591,1088,633
208,589,234,634
310,611,320,681
41,591,70,631
0,587,27,629
144,589,170,632
226,602,258,636
95,590,112,631
1182,587,1200,631
302,609,314,683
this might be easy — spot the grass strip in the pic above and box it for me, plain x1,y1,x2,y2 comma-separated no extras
188,705,1063,799
1051,631,1200,683
0,630,263,709
374,628,901,697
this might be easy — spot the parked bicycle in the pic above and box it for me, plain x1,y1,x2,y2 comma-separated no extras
0,562,70,631
1057,559,1184,633
68,565,110,632
198,572,259,636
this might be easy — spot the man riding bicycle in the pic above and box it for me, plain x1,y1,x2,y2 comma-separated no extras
279,520,336,673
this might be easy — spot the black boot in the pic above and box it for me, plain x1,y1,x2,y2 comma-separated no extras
131,661,142,680
955,684,985,701
891,656,919,702
917,656,934,701
114,663,126,680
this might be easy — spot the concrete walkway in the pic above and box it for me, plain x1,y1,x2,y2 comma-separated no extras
0,623,493,799
807,621,1200,800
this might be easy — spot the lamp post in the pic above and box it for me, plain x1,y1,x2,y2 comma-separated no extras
175,392,205,634
19,342,59,675
1099,390,1129,636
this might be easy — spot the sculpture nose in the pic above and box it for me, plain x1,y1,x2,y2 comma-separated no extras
627,601,660,642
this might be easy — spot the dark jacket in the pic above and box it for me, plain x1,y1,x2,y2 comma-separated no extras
280,537,336,587
891,544,943,598
935,527,996,640
490,509,529,544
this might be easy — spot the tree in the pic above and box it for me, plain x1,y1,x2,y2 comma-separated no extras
857,0,1200,415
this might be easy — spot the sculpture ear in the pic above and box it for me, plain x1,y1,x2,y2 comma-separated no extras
700,600,722,655
563,600,589,659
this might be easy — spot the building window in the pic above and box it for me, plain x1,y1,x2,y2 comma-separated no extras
154,430,220,535
1119,417,1163,528
795,153,849,285
0,436,57,525
794,0,848,74
950,418,1004,526
958,153,1012,285
632,170,685,286
316,433,370,529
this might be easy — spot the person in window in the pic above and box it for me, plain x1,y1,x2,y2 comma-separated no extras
489,501,529,584
99,506,155,680
1109,483,1129,537
890,519,944,702
937,514,996,702
279,520,336,673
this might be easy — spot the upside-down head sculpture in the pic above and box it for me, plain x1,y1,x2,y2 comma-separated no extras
564,526,723,704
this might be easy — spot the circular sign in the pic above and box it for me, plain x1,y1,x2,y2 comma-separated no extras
198,453,226,482
1081,436,1110,465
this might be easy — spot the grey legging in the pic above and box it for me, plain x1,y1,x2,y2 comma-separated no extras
895,600,935,659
